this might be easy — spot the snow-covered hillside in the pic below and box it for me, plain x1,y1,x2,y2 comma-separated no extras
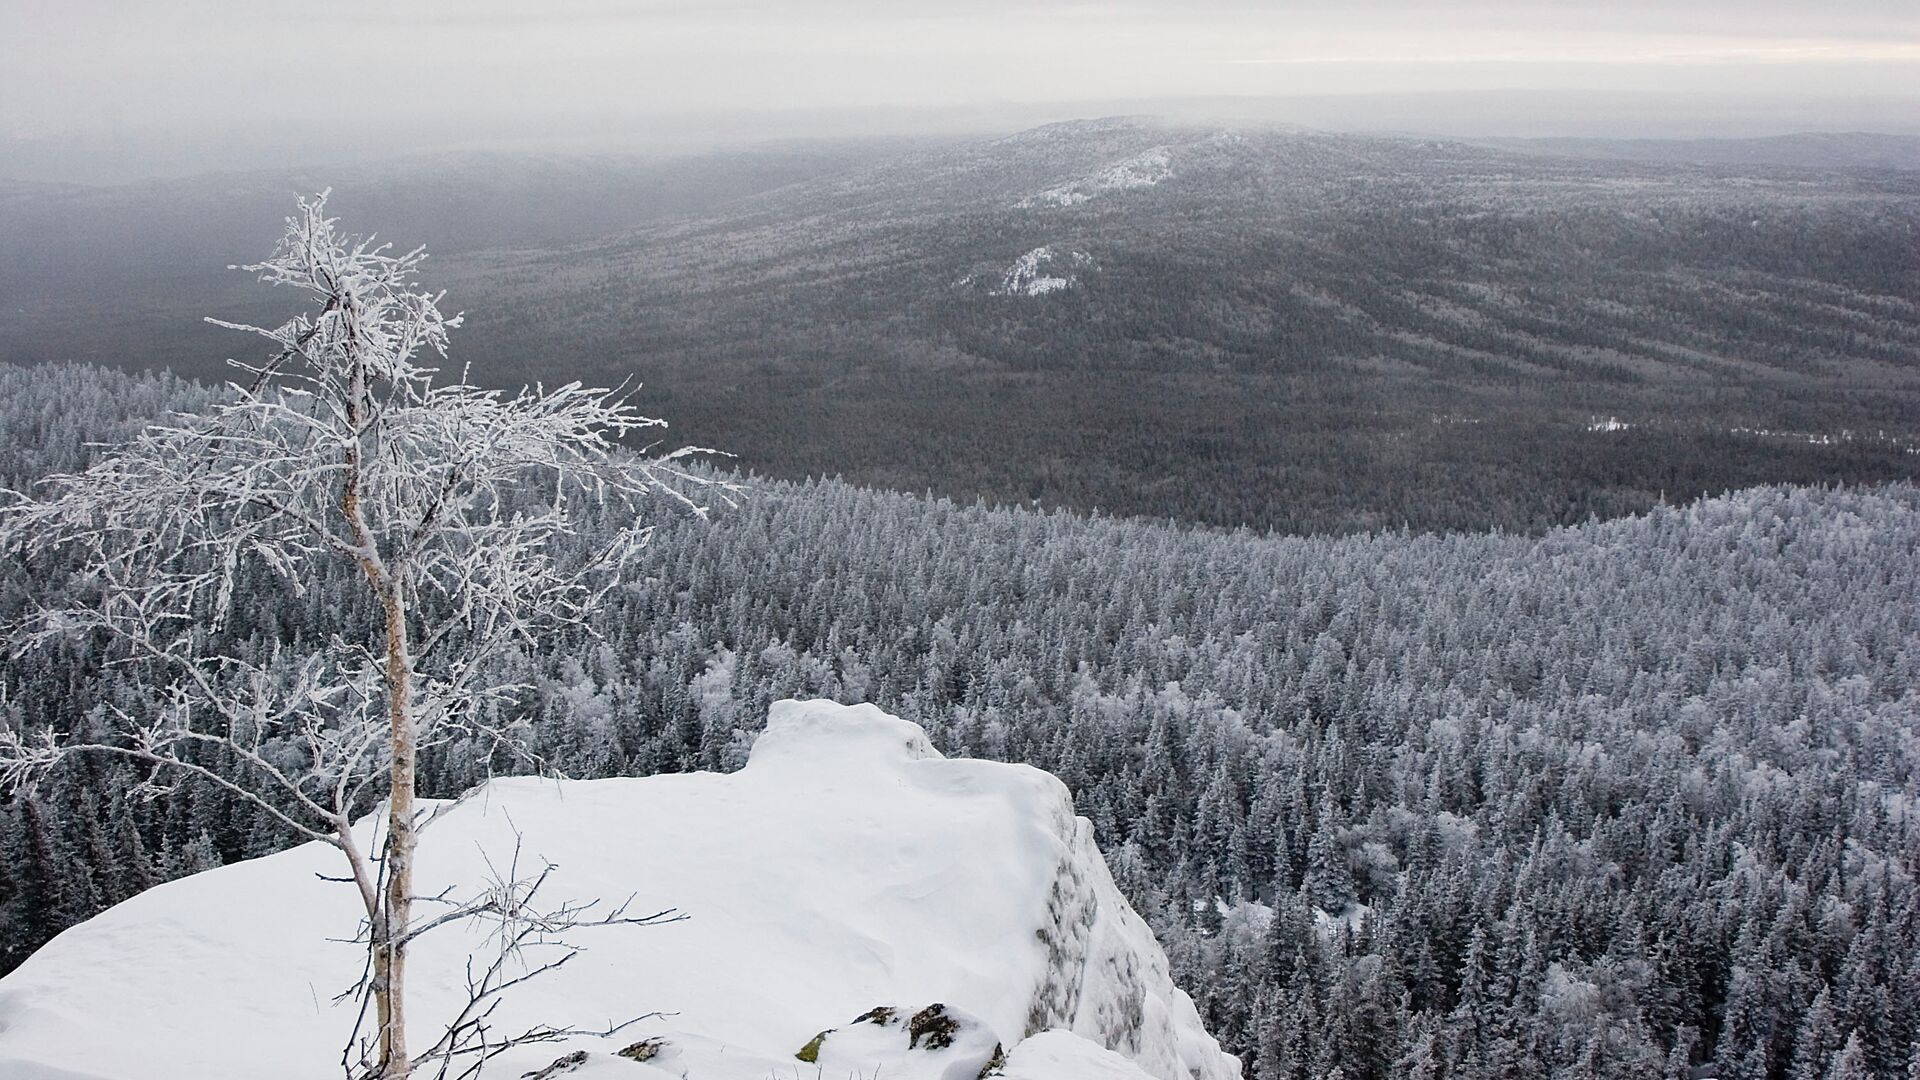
0,700,1238,1080
989,245,1096,296
1019,147,1174,207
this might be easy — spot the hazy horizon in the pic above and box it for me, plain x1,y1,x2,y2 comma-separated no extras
4,1,1917,183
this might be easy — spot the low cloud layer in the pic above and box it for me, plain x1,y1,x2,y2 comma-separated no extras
4,0,1915,179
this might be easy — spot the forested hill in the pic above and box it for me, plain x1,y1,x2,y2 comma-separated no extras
3,363,1917,1079
5,120,1917,534
300,120,1920,533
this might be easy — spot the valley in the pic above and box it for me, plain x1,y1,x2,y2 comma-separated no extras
6,119,1916,533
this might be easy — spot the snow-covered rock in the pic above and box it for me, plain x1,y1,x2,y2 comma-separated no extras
0,700,1239,1080
797,1003,1006,1080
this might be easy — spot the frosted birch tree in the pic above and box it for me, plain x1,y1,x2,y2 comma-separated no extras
0,192,734,1078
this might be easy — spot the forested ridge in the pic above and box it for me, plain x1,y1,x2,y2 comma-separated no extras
2,363,1917,1079
7,122,1917,536
435,122,1920,534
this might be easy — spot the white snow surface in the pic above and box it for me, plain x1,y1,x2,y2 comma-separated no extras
0,699,1238,1080
1002,1030,1163,1080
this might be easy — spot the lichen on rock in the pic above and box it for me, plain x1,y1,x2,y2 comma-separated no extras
796,1028,834,1063
616,1037,667,1062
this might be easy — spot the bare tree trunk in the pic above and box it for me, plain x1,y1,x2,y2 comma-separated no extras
379,581,415,1079
335,311,414,1079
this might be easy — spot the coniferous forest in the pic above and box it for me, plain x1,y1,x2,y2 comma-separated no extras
3,361,1915,1080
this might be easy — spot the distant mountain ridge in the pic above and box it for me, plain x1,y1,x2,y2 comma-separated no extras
2,118,1915,533
1473,131,1920,172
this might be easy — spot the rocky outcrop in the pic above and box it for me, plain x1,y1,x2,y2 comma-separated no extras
0,699,1238,1080
796,1003,1005,1080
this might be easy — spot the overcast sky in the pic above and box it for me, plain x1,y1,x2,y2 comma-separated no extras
5,1,1917,180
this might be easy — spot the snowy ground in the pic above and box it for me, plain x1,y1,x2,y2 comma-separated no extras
0,700,1237,1080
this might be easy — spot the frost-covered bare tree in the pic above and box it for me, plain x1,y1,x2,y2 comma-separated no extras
0,192,734,1078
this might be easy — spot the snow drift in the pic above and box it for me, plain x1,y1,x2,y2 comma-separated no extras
0,699,1239,1080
